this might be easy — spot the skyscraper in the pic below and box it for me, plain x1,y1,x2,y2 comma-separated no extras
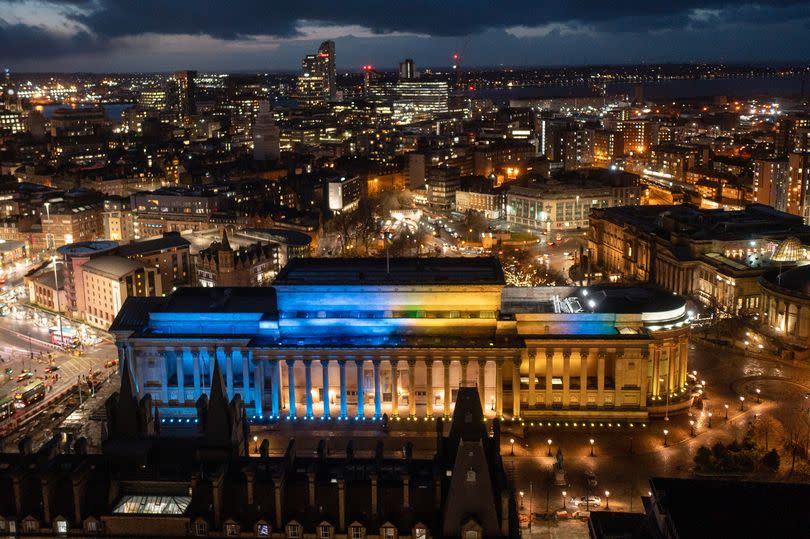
253,101,280,161
399,58,416,80
173,70,197,125
318,40,337,99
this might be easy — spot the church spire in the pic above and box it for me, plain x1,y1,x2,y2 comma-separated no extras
221,228,232,251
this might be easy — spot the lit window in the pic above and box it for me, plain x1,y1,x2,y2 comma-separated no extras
194,521,208,536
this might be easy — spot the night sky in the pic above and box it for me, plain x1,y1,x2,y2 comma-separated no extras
1,1,810,72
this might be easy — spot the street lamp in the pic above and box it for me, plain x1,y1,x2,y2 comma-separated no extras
253,435,258,452
605,490,610,510
689,420,695,437
756,388,761,403
547,438,553,457
50,255,65,350
561,490,567,511
519,490,525,510
589,438,595,457
724,403,729,420
510,438,515,456
739,395,745,411
663,429,669,447
708,412,713,428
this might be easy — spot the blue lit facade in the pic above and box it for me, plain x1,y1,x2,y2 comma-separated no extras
111,258,693,421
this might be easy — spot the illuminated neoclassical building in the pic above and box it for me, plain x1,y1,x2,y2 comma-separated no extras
111,258,692,421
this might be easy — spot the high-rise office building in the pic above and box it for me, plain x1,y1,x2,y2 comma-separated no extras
787,151,810,223
753,157,789,211
253,101,280,161
399,58,416,80
296,42,336,106
318,40,337,99
173,70,197,124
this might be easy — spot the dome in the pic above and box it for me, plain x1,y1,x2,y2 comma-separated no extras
772,237,806,263
770,264,810,297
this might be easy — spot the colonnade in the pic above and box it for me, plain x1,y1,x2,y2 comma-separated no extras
118,340,690,419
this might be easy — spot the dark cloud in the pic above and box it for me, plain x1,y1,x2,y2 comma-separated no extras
55,0,810,38
0,19,101,61
1,0,810,69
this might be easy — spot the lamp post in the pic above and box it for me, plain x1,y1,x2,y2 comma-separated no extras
756,388,761,403
724,403,729,420
561,490,567,511
663,429,669,447
589,438,595,457
510,438,515,456
605,490,610,510
708,412,713,428
52,256,64,350
739,395,745,411
689,420,695,437
547,438,553,457
253,435,258,452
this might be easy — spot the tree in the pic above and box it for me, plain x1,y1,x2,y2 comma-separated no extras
694,446,713,472
762,448,781,471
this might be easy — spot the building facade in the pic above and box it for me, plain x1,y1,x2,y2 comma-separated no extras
111,258,691,422
589,204,810,314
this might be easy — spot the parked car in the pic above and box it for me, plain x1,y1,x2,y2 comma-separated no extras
570,495,601,507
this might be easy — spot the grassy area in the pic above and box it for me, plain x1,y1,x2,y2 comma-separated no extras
509,232,539,242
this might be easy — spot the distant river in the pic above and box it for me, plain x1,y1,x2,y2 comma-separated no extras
468,75,808,103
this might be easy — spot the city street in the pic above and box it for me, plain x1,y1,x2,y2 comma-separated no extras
246,337,810,535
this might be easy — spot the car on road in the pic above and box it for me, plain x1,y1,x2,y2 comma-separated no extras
570,495,601,508
15,370,33,382
44,366,59,373
104,359,118,368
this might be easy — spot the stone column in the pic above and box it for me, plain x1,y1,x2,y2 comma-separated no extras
254,359,264,416
242,350,251,404
579,349,588,407
495,360,504,417
545,349,553,407
286,359,297,418
321,359,330,418
527,349,536,406
408,360,417,417
225,347,234,399
355,359,365,418
679,339,689,388
562,349,571,407
639,351,649,407
425,360,434,417
160,347,170,403
512,359,521,418
597,351,606,406
442,360,451,416
461,359,469,386
176,348,185,402
339,360,347,418
651,348,660,398
271,359,280,417
305,360,314,418
391,360,399,417
192,348,201,397
373,360,382,418
477,360,486,408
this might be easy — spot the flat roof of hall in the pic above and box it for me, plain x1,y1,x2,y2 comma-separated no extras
273,257,506,285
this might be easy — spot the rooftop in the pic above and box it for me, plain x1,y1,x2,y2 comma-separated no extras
274,257,506,286
82,255,145,279
117,232,190,256
57,240,118,257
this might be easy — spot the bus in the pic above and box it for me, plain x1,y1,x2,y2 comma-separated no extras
14,381,45,409
0,396,13,420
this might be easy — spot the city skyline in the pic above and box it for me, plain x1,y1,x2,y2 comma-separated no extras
2,1,810,71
